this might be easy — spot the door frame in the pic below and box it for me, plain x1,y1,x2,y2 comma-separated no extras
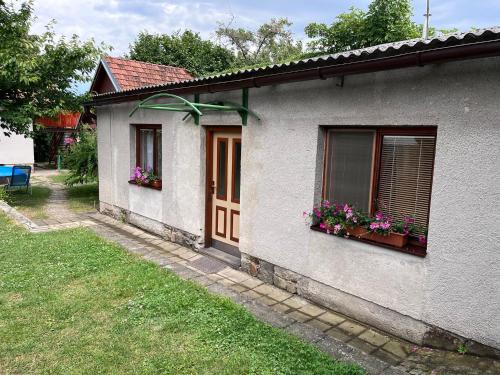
204,126,242,248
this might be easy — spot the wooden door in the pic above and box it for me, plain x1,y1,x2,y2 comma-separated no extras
211,132,241,249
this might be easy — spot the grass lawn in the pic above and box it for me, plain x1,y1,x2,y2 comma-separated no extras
48,171,69,184
0,214,364,375
67,183,99,212
5,186,51,220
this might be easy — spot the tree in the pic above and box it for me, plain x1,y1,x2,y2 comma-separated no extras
305,0,444,55
363,0,420,45
128,30,234,77
216,18,303,68
0,1,104,136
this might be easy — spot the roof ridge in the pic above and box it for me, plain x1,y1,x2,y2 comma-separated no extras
104,55,190,72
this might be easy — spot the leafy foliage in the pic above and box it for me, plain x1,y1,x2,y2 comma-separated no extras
61,126,97,186
0,1,104,136
128,30,234,77
216,18,303,69
0,187,8,201
305,0,453,54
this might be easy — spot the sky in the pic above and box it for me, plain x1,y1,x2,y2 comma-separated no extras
29,0,500,92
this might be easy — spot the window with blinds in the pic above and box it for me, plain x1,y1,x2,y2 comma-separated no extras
325,131,374,212
377,135,436,230
323,127,437,244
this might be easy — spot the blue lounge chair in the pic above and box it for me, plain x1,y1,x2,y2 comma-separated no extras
4,165,32,194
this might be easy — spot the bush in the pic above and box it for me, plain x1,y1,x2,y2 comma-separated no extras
0,188,8,201
61,126,97,186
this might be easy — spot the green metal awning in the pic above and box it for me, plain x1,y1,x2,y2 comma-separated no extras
129,88,260,125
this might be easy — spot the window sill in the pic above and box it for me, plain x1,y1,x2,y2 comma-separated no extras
310,225,427,258
128,180,162,191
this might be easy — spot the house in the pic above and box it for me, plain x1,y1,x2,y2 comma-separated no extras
35,112,90,163
87,30,500,358
89,56,194,94
0,127,34,167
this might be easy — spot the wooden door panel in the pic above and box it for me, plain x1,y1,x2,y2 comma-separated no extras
230,210,240,243
215,206,227,237
212,132,241,248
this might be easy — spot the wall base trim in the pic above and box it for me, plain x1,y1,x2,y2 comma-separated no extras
99,201,203,250
240,253,500,359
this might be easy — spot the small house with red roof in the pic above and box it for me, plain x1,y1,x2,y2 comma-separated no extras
90,56,193,94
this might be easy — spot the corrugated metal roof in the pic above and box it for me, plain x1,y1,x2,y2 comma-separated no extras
91,27,500,100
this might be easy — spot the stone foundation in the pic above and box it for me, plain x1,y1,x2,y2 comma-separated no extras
99,201,203,251
240,252,500,359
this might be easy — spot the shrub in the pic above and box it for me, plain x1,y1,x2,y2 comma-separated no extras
0,188,8,201
61,126,97,186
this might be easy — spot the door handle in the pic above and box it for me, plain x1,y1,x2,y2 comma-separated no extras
210,180,216,194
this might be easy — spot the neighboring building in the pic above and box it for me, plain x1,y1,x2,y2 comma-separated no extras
36,112,83,163
0,128,34,166
87,30,500,357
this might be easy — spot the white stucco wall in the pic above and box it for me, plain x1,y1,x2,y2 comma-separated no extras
96,56,500,349
0,129,34,165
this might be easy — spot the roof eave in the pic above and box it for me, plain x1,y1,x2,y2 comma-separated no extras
87,37,500,107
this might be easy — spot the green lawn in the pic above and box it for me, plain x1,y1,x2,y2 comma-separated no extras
67,183,99,212
5,186,51,220
48,172,69,184
0,214,364,375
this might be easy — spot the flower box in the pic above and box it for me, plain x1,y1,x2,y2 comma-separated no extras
365,231,408,248
150,179,162,189
128,180,162,190
346,225,368,238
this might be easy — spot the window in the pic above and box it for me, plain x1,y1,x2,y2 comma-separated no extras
135,125,162,178
324,127,436,238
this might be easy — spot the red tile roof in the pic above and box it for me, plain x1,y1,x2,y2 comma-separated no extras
103,56,193,91
36,113,81,129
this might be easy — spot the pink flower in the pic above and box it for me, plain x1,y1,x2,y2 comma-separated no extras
404,216,415,224
370,222,379,230
313,208,321,218
375,212,384,221
418,235,427,244
380,221,391,230
333,224,342,234
320,222,326,230
322,200,330,208
346,210,353,219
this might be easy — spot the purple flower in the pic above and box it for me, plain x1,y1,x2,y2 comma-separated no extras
313,208,322,218
375,211,384,221
380,221,391,230
322,200,330,208
418,235,427,244
404,216,415,224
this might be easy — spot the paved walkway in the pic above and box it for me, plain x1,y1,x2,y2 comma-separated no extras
1,170,498,375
